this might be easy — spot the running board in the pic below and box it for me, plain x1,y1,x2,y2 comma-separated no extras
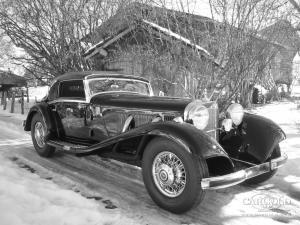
47,140,90,153
47,138,117,154
46,127,150,154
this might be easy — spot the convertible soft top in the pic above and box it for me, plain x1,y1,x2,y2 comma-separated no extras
54,71,149,83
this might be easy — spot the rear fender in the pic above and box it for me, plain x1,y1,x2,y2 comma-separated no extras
24,103,58,138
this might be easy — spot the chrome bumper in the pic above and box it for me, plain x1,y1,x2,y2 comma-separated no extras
201,153,288,190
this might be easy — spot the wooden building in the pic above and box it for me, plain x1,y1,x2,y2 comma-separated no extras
260,20,300,90
83,3,300,97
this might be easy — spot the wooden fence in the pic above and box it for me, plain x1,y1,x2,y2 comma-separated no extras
2,90,34,115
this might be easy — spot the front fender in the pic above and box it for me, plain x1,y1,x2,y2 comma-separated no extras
55,121,234,173
144,122,229,160
76,121,230,161
241,112,286,162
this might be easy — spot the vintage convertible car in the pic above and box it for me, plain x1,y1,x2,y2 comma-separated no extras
24,71,287,213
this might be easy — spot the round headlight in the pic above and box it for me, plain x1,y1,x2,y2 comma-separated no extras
226,103,244,125
184,100,209,130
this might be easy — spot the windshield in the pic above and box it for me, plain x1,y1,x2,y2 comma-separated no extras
88,78,150,96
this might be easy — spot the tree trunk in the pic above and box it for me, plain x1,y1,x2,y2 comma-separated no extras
21,91,24,114
26,87,29,103
240,81,253,108
10,92,15,113
3,91,7,110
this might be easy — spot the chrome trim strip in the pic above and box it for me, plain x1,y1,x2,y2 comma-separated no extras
97,105,180,115
122,115,134,133
201,153,288,190
205,129,217,133
48,98,88,104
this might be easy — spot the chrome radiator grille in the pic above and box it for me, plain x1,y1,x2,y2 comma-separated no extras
120,112,176,128
204,102,218,139
133,113,156,127
164,115,175,121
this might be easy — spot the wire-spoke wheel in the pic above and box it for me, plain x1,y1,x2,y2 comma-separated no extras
31,113,55,157
142,137,208,214
152,151,186,198
34,122,46,148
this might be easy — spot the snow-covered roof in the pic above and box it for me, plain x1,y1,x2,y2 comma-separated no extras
142,19,213,58
83,26,135,59
83,20,217,64
84,40,104,54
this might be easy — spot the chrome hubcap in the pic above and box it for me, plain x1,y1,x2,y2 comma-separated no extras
152,151,186,197
34,122,45,148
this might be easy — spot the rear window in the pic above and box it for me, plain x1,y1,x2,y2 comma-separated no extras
59,80,85,98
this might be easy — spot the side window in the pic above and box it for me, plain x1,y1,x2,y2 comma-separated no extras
48,82,59,101
59,80,85,98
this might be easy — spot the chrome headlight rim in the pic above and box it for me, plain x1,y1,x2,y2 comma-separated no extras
226,103,244,126
184,100,209,130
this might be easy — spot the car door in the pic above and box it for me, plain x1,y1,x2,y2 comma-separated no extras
54,80,89,140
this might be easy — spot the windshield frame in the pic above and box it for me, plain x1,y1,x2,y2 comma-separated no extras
85,77,153,99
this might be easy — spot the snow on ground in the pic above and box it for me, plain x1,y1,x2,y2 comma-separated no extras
250,101,300,206
0,153,132,225
250,101,300,161
0,100,300,225
28,86,49,101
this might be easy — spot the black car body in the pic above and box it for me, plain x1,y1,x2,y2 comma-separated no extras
24,71,287,213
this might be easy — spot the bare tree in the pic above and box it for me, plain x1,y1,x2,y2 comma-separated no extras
0,0,292,109
0,0,128,82
87,0,289,109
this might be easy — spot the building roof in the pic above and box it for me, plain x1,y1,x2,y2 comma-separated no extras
83,19,217,64
83,2,218,64
259,20,300,50
84,2,214,43
54,71,150,83
0,70,26,86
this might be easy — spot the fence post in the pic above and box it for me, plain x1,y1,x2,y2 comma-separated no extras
10,92,15,113
3,91,7,110
26,87,29,103
1,91,3,105
21,90,24,114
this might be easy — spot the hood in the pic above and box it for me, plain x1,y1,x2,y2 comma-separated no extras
91,92,191,112
90,92,214,112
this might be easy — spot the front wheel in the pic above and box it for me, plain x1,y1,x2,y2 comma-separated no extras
31,113,55,157
142,137,208,214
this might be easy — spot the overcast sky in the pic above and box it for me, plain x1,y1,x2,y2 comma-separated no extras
155,0,213,18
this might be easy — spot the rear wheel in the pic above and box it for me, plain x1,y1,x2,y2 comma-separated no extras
142,137,208,214
244,145,281,185
31,113,55,157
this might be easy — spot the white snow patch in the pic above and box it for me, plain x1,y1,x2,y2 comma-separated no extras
249,101,300,127
28,86,49,101
0,154,126,225
84,40,105,54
